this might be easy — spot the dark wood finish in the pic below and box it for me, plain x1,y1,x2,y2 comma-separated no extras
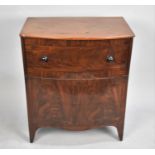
24,38,131,72
20,17,134,142
26,76,128,128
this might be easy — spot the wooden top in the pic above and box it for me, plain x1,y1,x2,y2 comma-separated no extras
20,17,135,40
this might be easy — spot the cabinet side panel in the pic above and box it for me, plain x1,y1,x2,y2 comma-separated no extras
20,37,38,142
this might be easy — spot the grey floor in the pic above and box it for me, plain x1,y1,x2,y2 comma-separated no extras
0,76,154,149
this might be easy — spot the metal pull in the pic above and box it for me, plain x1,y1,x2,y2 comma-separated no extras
41,56,48,62
106,55,114,62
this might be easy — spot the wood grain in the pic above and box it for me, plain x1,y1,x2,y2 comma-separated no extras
23,38,132,77
20,17,135,40
26,76,128,131
20,17,134,142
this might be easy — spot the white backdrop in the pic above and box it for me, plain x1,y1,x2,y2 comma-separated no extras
0,5,154,148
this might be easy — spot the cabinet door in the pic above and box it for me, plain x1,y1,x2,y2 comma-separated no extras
26,76,127,130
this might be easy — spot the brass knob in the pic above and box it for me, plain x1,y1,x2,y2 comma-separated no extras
106,55,114,62
41,56,48,62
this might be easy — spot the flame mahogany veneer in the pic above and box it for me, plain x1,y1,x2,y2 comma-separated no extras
20,17,134,142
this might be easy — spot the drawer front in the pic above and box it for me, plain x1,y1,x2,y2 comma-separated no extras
23,38,132,77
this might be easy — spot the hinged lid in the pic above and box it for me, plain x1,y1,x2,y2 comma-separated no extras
20,17,135,40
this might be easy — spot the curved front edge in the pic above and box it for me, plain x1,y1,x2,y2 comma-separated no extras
25,76,128,142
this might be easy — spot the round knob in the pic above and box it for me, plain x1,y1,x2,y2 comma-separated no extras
41,56,48,62
106,55,114,62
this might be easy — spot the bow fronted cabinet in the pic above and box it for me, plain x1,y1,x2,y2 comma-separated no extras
20,17,135,142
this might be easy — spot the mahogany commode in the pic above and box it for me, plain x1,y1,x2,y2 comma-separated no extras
20,17,134,142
